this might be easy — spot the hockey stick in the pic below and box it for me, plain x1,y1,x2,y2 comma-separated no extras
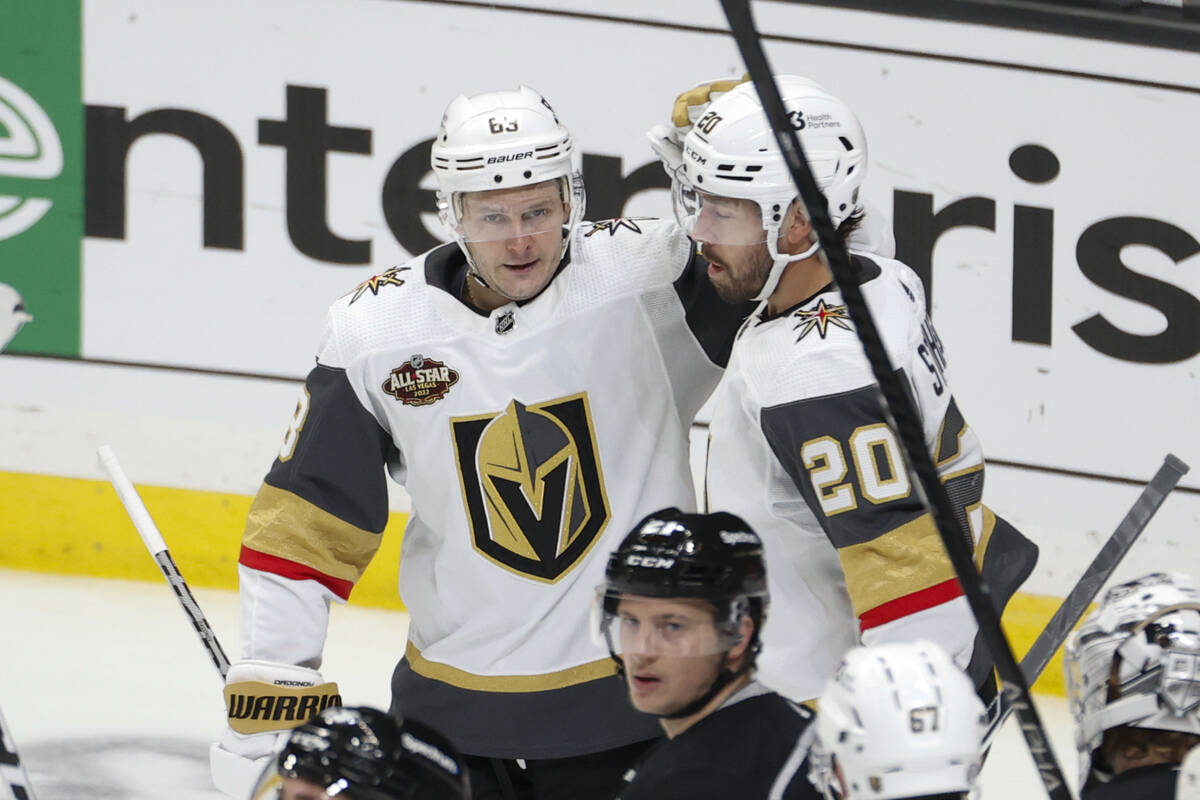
717,2,1072,796
981,453,1190,745
97,445,232,680
0,707,37,800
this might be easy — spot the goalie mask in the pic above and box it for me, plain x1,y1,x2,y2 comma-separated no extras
1064,571,1200,784
597,507,768,720
430,86,585,276
250,705,470,800
809,641,986,800
674,75,867,301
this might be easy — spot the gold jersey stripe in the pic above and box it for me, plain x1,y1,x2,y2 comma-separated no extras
975,506,998,570
405,641,618,693
243,483,383,584
837,513,959,617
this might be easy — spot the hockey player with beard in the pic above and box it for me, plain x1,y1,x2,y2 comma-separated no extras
598,508,822,800
801,641,988,800
653,75,1039,702
210,86,757,800
1065,572,1200,799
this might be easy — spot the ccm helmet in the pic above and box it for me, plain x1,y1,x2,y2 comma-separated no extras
676,75,868,300
250,706,470,800
598,507,769,718
810,641,986,800
430,86,585,273
1065,571,1200,785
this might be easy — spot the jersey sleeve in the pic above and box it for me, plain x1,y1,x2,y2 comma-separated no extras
760,379,977,656
237,358,397,663
671,245,758,368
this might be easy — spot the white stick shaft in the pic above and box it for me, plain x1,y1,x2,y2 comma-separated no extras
97,444,167,554
96,445,232,679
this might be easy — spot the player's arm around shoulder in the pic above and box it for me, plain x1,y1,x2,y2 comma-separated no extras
573,215,696,287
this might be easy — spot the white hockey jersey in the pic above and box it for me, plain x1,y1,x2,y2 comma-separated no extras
705,253,1037,702
237,218,754,758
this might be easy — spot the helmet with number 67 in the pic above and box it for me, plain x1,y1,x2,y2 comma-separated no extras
809,641,986,800
430,85,585,269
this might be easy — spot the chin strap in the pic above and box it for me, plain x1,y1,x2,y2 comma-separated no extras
752,237,819,302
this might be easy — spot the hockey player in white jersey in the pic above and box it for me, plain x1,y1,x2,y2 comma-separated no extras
802,641,988,800
659,76,1038,701
210,86,756,800
1065,571,1200,799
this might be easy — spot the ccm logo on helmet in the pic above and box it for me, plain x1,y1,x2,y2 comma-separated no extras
487,152,532,164
625,555,676,569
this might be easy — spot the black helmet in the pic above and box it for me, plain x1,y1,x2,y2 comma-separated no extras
599,508,769,719
603,507,768,605
250,706,470,800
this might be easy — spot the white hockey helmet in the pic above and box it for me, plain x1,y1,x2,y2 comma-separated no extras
1064,571,1200,783
430,86,585,268
810,641,986,800
674,75,868,301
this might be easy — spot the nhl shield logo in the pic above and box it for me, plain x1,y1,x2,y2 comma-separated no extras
451,393,610,582
382,354,460,407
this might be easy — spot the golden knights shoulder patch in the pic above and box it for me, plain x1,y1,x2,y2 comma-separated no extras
382,354,460,407
349,266,409,305
450,393,610,582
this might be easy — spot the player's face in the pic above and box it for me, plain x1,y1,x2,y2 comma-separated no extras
459,180,568,302
278,776,335,800
688,194,774,303
251,775,336,800
616,596,726,716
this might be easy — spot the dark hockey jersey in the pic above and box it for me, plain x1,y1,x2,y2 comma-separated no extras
1084,764,1179,799
617,682,822,800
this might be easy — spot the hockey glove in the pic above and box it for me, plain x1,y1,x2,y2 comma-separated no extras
645,75,748,176
210,659,341,798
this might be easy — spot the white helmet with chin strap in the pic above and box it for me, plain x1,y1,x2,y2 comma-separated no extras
1065,571,1200,786
809,641,986,800
430,86,586,279
675,75,868,301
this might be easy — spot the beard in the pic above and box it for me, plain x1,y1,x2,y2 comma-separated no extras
704,244,774,304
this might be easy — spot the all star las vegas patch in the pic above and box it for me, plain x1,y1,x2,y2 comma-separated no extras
382,354,460,407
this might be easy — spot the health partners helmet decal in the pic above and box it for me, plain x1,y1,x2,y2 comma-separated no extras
450,393,610,582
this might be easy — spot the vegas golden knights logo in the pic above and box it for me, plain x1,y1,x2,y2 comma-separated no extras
451,393,610,582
